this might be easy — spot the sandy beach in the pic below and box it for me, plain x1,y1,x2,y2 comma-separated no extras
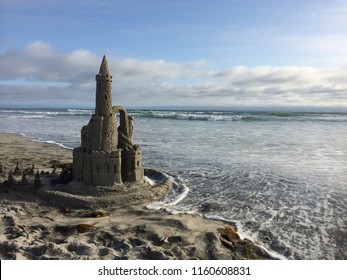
0,132,276,260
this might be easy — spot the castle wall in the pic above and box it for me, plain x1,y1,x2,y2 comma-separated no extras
81,126,91,153
121,146,144,182
90,151,122,185
116,107,134,150
73,149,122,185
73,148,92,184
100,113,117,152
72,147,82,181
88,115,102,152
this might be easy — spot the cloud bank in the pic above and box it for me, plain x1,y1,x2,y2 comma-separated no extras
0,41,346,109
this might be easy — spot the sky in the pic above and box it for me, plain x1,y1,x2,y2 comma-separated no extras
1,0,347,109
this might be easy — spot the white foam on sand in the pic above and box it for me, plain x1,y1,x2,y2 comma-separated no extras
33,139,72,150
143,176,155,186
203,214,288,260
146,174,189,210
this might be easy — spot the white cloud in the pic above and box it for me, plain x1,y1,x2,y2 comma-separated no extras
0,41,99,82
0,41,190,83
0,41,347,108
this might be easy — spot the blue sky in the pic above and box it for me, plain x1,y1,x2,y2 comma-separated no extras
1,0,347,108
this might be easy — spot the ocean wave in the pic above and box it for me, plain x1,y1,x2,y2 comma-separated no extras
0,109,93,117
32,139,73,149
4,115,50,120
145,170,190,210
2,109,347,124
131,110,252,122
129,110,347,123
66,109,94,115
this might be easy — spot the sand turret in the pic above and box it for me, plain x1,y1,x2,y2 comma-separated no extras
95,56,113,115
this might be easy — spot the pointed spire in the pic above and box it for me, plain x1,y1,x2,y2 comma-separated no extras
99,55,109,75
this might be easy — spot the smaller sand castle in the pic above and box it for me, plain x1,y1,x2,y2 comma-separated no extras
73,56,143,186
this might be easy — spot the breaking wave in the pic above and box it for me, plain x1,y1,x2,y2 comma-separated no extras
0,109,93,118
2,108,346,123
145,169,190,211
131,110,347,123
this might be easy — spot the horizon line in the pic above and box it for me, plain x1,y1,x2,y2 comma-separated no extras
1,105,347,113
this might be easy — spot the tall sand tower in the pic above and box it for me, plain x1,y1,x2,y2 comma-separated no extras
73,56,143,186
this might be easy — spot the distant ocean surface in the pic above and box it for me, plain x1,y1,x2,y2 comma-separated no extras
1,108,347,259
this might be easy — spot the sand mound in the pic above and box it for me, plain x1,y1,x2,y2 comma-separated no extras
38,170,172,209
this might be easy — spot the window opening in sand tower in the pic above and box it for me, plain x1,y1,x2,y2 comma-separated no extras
113,164,117,173
96,165,101,174
104,162,110,172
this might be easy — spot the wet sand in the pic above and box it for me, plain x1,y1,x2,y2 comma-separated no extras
0,133,276,260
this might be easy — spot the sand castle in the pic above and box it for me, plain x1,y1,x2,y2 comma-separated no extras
73,56,144,186
28,56,171,209
0,57,171,209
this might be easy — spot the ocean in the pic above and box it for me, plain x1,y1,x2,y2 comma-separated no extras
0,108,346,259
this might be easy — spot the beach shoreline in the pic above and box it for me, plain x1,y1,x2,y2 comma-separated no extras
0,132,276,260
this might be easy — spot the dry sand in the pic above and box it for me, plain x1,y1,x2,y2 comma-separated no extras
0,133,276,260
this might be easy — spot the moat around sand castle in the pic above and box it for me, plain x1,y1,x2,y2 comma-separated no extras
37,56,171,208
